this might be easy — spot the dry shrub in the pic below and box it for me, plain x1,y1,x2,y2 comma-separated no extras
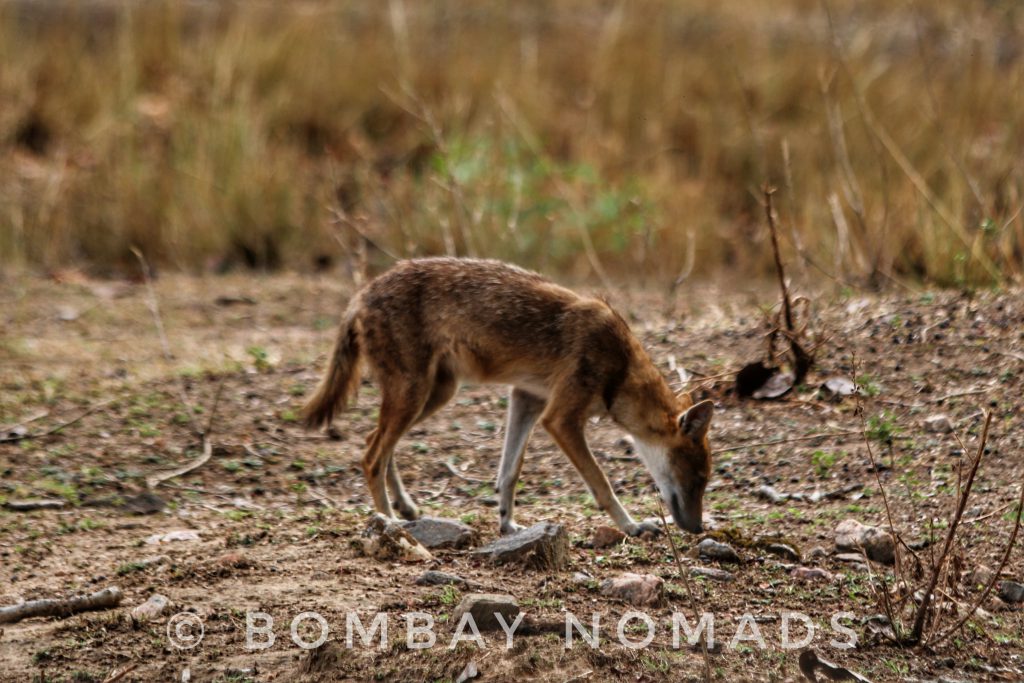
1,0,1021,285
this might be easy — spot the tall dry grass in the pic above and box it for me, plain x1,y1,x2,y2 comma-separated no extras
1,0,1022,286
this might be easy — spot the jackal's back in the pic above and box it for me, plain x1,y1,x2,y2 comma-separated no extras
356,258,636,388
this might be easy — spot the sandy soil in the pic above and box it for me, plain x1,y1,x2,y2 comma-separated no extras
1,272,1022,682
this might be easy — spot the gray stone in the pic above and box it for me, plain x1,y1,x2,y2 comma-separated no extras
835,519,895,564
806,546,829,561
452,593,520,632
599,573,665,606
122,491,167,515
145,529,200,544
697,538,741,563
360,514,432,562
755,485,787,504
924,414,954,433
130,594,171,622
690,566,735,582
764,543,800,562
791,566,833,582
473,522,569,570
455,661,479,683
999,580,1024,603
415,570,468,588
4,498,67,511
402,517,477,550
965,565,994,590
590,525,626,549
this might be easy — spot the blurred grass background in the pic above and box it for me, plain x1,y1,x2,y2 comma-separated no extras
0,0,1021,287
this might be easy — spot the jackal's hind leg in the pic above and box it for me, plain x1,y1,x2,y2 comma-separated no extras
362,386,427,520
386,363,458,521
387,459,418,521
496,388,545,535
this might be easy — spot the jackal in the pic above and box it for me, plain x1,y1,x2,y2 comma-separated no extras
303,258,713,536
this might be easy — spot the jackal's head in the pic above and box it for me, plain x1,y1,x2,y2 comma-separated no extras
635,399,714,534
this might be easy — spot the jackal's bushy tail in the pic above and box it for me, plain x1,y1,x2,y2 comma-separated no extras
302,304,361,430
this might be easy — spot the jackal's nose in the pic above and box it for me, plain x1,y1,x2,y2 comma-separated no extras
667,493,700,536
670,493,702,534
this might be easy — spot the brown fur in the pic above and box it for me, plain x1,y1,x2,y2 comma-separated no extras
302,257,713,535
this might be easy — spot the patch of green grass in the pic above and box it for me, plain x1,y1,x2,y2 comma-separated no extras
116,561,147,576
247,346,272,372
856,374,881,397
811,450,839,477
866,412,900,443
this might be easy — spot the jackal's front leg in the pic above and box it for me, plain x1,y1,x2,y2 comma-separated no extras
496,388,545,535
542,412,660,537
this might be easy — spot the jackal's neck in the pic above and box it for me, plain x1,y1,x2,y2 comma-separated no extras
611,355,681,442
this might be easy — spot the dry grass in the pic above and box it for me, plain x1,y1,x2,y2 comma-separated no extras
1,0,1022,286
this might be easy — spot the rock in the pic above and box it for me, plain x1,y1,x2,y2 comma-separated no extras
590,525,626,549
791,566,833,582
697,538,741,563
755,485,787,504
572,571,594,585
145,529,200,544
924,414,954,433
452,594,520,631
216,552,252,569
615,435,635,453
806,546,829,561
965,565,995,590
764,543,800,562
834,519,895,564
599,573,665,607
455,661,480,683
4,498,67,511
122,491,167,515
690,566,735,583
472,522,569,570
820,376,857,399
131,594,171,622
999,580,1024,603
360,514,432,563
415,570,467,588
401,517,477,550
137,555,170,569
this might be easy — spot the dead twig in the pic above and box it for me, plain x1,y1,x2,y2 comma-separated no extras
656,501,711,683
0,587,122,625
0,409,49,435
444,459,486,485
763,184,814,384
131,248,228,489
908,411,991,644
0,399,115,444
929,480,1023,646
102,663,139,683
713,430,859,455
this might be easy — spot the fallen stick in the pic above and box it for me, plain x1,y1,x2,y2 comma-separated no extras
713,430,860,455
0,399,115,444
146,439,213,490
102,663,138,683
0,587,122,625
0,409,49,435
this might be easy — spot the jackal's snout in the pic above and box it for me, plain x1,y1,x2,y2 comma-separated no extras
670,491,704,534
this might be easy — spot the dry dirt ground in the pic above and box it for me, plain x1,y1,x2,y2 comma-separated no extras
1,272,1022,683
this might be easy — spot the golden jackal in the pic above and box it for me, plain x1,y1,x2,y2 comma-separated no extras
303,258,713,536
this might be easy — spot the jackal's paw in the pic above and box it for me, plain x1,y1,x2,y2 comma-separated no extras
500,521,525,536
625,520,663,538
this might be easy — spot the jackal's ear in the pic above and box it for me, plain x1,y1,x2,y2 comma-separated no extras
678,400,714,441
